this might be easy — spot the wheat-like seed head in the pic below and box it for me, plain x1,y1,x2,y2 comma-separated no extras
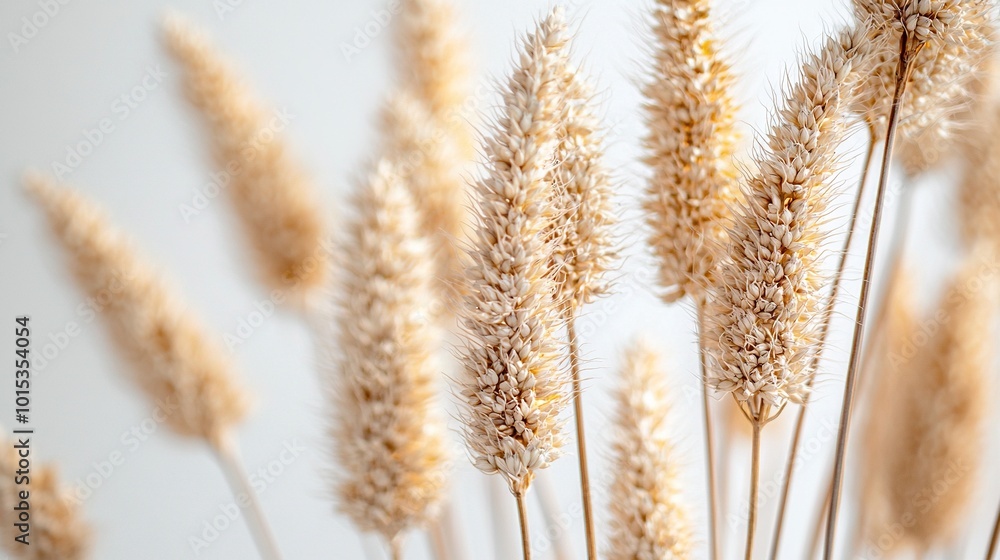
703,27,874,422
960,97,1000,254
606,340,692,560
854,0,994,173
456,8,571,496
883,255,995,550
858,269,917,550
163,14,329,300
380,91,467,304
396,0,475,159
0,442,91,560
549,58,618,311
329,159,449,543
641,0,739,304
25,175,249,446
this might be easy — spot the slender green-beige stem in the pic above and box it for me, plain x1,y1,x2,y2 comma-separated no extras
746,418,763,560
212,436,283,560
808,484,832,560
986,501,1000,560
824,33,920,560
767,132,878,560
698,303,721,560
516,492,532,560
566,316,596,560
390,536,403,560
986,509,1000,560
428,515,450,560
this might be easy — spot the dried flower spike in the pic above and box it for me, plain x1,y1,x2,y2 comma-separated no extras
0,441,91,560
704,26,873,421
396,0,475,159
380,91,467,303
456,8,570,498
606,341,692,560
329,159,449,547
163,14,328,301
25,175,249,445
854,0,995,175
642,0,739,303
549,59,617,310
880,256,994,552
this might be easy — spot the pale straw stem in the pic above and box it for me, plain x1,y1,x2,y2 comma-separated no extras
566,315,597,560
698,303,721,560
212,436,284,560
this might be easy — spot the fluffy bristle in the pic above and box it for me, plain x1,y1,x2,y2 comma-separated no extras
704,26,874,421
25,175,249,446
329,160,449,543
455,8,571,496
549,58,617,310
641,0,739,303
0,443,91,560
163,15,329,299
606,340,692,560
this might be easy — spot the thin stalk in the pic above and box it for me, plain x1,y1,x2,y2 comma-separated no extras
515,492,533,560
987,501,1000,560
823,33,921,560
698,303,721,560
438,502,467,560
808,485,832,560
536,474,574,560
746,419,763,560
212,436,283,560
428,515,450,560
566,315,597,560
390,536,403,560
768,131,878,560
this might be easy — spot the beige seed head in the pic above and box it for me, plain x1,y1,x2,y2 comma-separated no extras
456,8,571,496
606,340,692,560
549,58,618,311
163,14,329,301
854,0,994,174
857,269,917,550
704,26,874,421
0,442,91,560
882,255,994,550
380,91,467,304
395,0,475,159
959,97,1000,254
641,0,739,303
329,159,449,543
25,174,249,446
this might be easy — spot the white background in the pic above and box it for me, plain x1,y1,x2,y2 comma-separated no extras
1,0,998,558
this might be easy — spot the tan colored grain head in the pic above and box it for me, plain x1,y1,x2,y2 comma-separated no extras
857,269,917,551
329,159,449,544
549,57,618,311
25,174,249,446
395,0,475,159
703,27,874,422
854,0,995,174
456,8,571,497
0,442,91,560
163,14,329,301
380,91,467,305
959,97,1000,254
641,0,739,304
880,254,995,551
606,340,692,560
